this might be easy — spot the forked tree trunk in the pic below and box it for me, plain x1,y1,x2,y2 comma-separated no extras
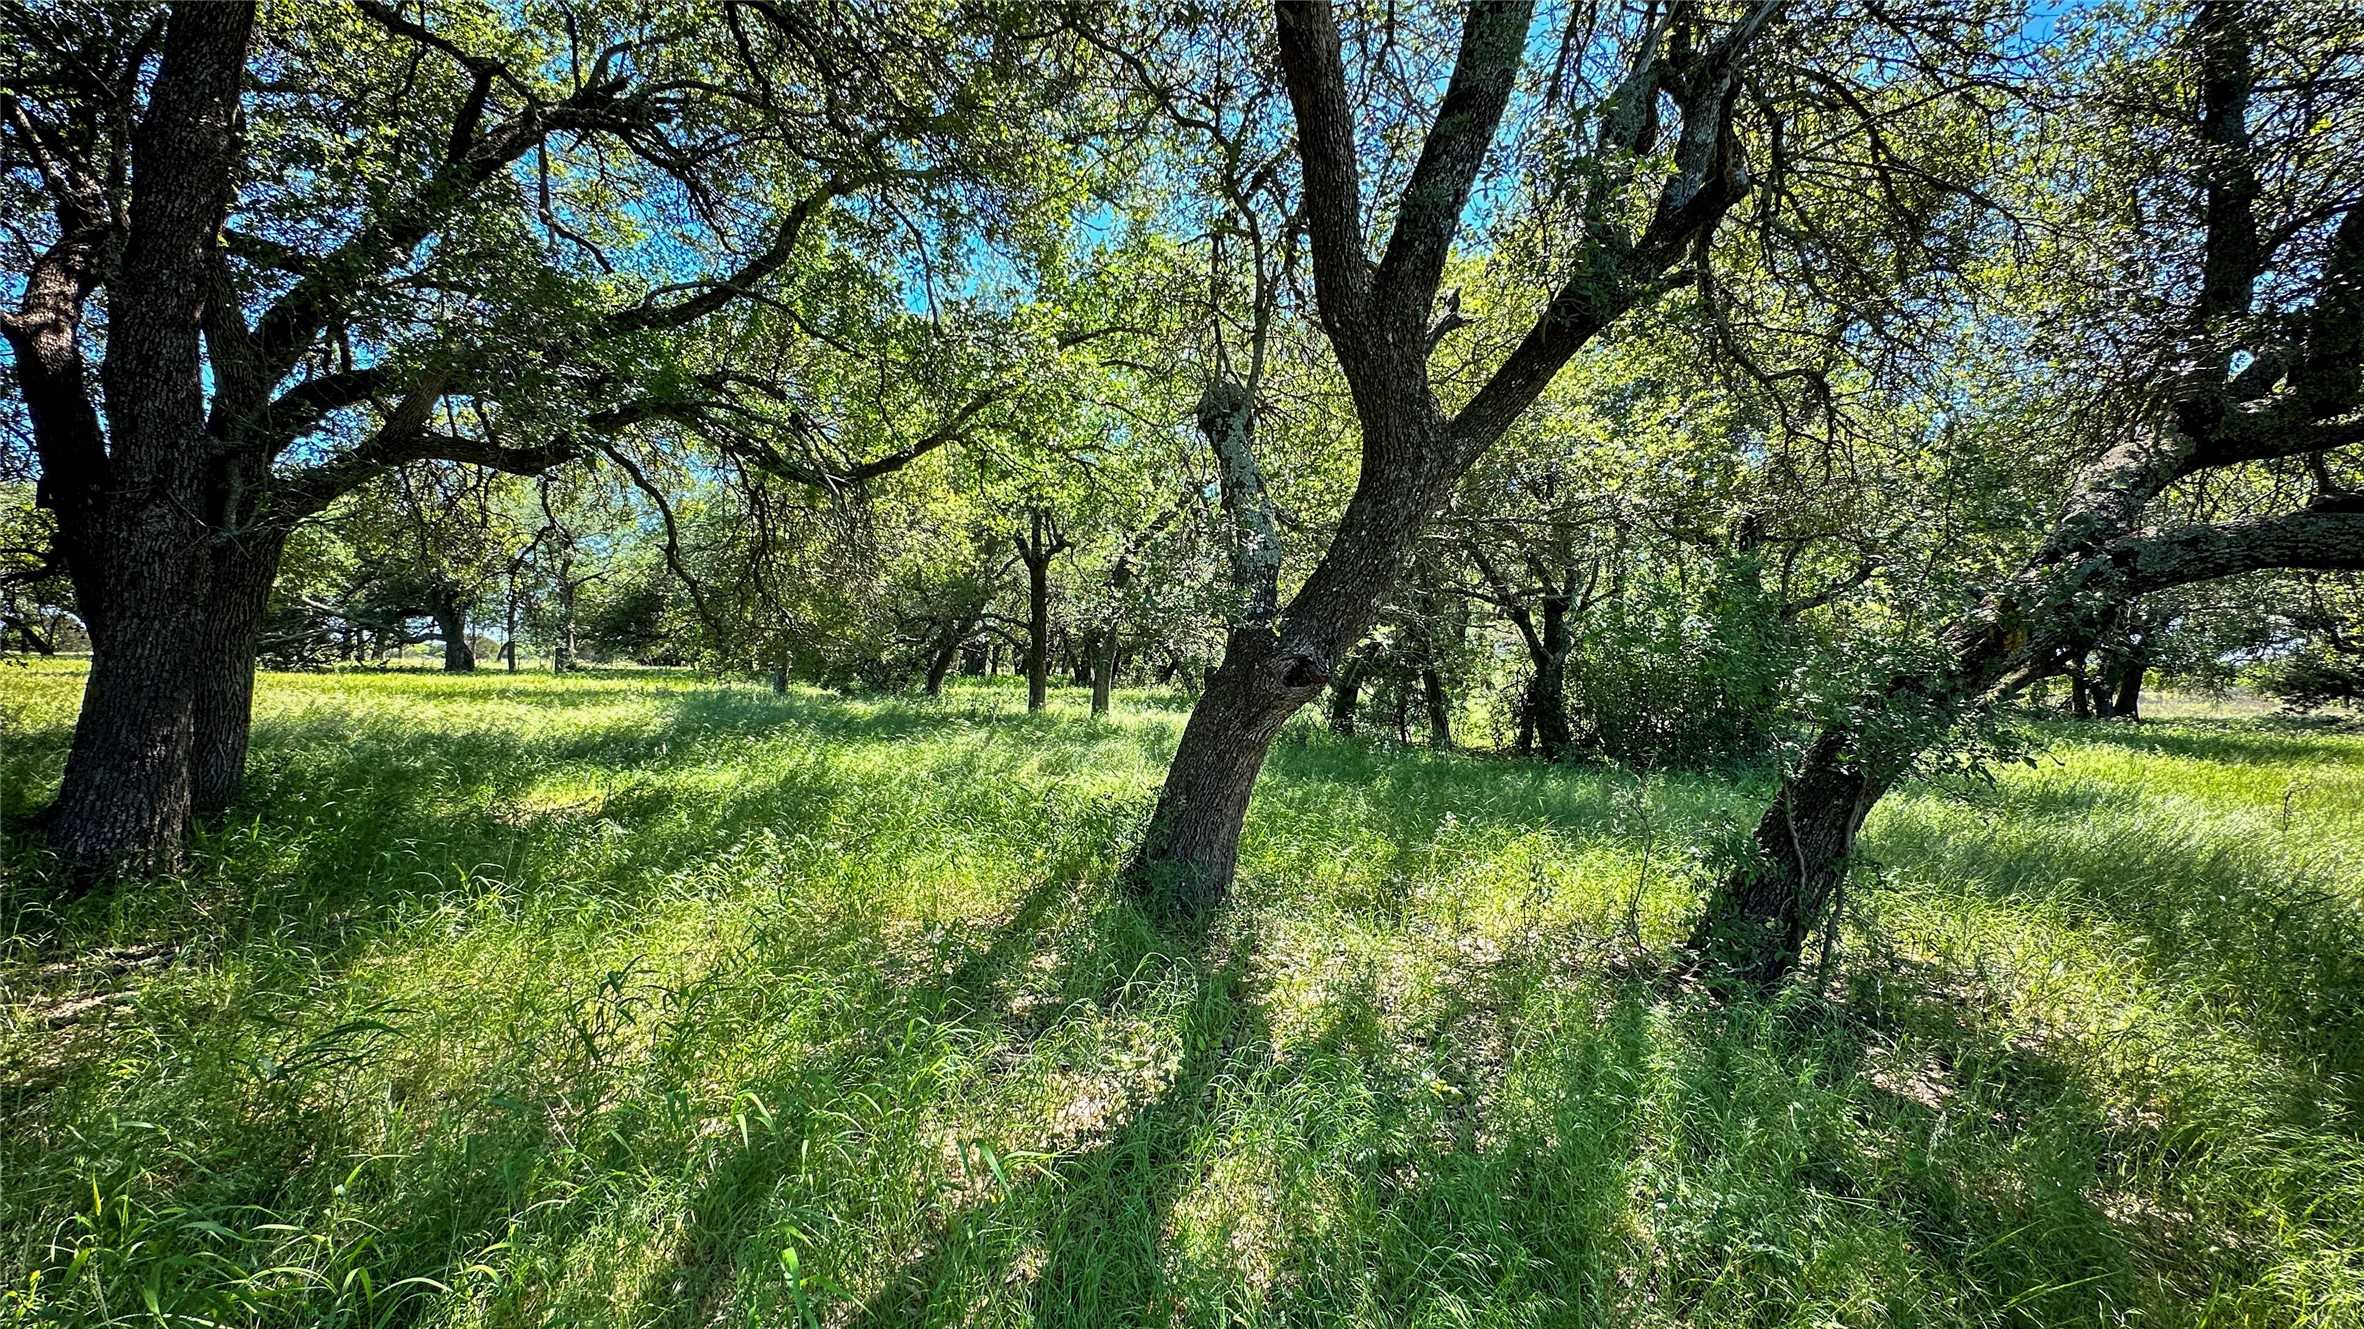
1125,383,1435,912
28,3,255,881
1013,510,1066,714
1492,582,1576,761
1124,0,1772,920
190,533,285,816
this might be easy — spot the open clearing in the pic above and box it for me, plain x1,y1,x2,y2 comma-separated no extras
5,661,2362,1327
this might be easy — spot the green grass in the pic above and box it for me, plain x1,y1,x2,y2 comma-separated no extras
2,658,2361,1327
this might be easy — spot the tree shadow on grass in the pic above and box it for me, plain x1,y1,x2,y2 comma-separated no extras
827,918,1260,1329
6,862,1111,1327
610,873,1094,1328
1873,792,2364,1112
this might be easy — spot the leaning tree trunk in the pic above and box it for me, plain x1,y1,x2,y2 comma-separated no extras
190,532,285,816
1687,454,2364,986
1685,729,1893,988
1124,383,1442,915
1128,628,1327,918
1124,0,1776,922
924,623,963,697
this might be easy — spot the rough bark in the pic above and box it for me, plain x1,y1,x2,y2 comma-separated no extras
1013,508,1068,714
1695,499,2364,987
1129,628,1325,919
45,590,204,877
33,4,256,880
1688,730,1886,989
2106,650,2145,721
191,533,286,816
1528,597,1576,761
434,590,475,672
1422,663,1452,749
1090,627,1116,717
1327,657,1365,735
1125,0,1768,917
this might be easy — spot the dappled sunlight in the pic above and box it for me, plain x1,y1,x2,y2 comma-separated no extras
5,665,2364,1325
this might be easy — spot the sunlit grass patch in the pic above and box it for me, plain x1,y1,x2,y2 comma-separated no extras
4,663,2361,1326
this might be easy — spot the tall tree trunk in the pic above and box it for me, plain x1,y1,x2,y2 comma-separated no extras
1011,508,1068,713
1124,0,1770,920
1090,626,1116,717
190,533,285,816
434,591,475,672
34,3,256,881
1327,657,1364,735
1025,556,1051,712
503,588,521,673
1422,663,1451,749
552,570,576,673
2109,651,2145,720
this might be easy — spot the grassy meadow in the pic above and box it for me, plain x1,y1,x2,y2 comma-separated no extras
2,658,2362,1328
